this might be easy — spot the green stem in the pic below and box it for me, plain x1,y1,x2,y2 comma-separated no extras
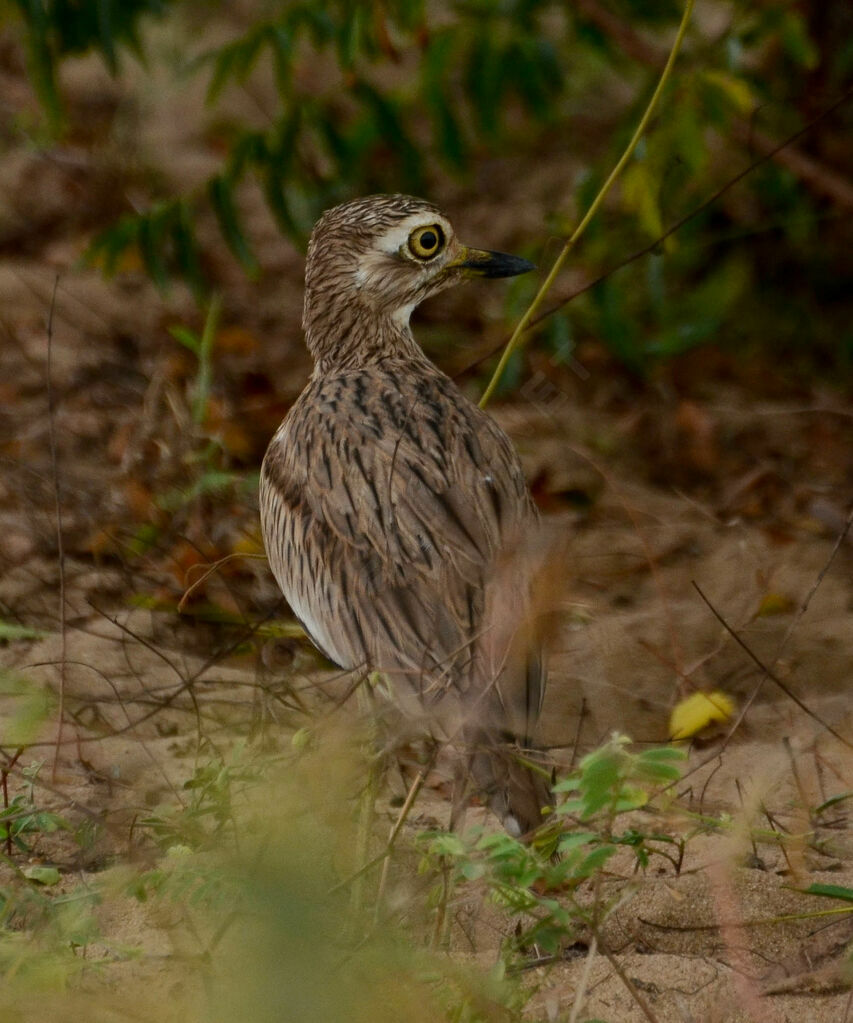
479,0,695,409
193,292,222,425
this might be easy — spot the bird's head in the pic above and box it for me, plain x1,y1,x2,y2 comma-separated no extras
302,194,534,367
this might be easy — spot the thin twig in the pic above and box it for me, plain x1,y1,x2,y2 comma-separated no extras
1,749,24,857
776,501,853,660
692,582,852,750
45,274,67,782
375,764,430,921
594,933,662,1023
460,84,853,381
177,551,268,613
568,932,598,1023
478,0,695,407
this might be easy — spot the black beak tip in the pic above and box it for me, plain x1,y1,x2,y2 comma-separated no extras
464,250,536,279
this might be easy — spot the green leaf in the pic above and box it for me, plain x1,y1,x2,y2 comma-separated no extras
353,80,423,191
167,324,201,355
556,831,598,854
428,833,468,858
85,213,140,277
815,791,853,814
466,33,503,138
171,201,206,297
700,70,754,115
15,0,63,130
136,208,170,290
422,33,467,171
0,621,50,641
269,24,295,93
576,845,617,877
637,746,687,762
23,865,61,885
778,12,819,70
208,176,258,274
613,786,648,812
622,160,664,239
0,670,54,744
799,883,853,904
264,167,300,239
206,22,272,103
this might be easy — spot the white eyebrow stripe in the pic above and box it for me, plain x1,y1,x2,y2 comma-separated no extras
374,215,452,256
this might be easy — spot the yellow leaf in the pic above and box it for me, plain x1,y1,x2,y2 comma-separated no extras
669,690,735,741
701,71,754,114
757,592,795,616
233,534,264,556
622,161,663,240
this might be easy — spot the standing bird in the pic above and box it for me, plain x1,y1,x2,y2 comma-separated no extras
260,195,550,836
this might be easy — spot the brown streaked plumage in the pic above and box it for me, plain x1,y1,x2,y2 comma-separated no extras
260,194,549,836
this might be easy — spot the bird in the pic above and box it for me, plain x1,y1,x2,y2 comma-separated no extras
260,194,551,837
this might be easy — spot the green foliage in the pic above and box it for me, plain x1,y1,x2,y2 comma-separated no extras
9,0,173,129
0,761,69,854
0,733,849,1019
138,742,263,851
553,735,685,821
421,736,687,962
87,198,205,297
0,621,49,642
10,0,848,374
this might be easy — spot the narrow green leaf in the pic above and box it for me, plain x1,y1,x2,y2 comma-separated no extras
136,209,170,290
815,791,853,814
800,883,853,904
167,325,200,355
0,621,50,641
171,200,206,297
17,0,63,130
269,24,294,93
95,0,118,72
208,176,258,274
354,80,423,191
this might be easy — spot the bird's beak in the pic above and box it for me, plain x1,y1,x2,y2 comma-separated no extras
452,247,536,279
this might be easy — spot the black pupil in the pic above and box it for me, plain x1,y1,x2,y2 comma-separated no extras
419,230,437,251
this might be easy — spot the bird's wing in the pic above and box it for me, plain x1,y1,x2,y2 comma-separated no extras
260,363,539,716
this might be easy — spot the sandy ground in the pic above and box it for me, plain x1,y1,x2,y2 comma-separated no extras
0,17,851,1022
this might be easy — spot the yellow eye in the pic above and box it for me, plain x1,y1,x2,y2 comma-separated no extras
408,224,445,260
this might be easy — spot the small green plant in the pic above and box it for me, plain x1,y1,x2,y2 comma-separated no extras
167,294,223,427
0,764,69,857
420,736,687,961
138,742,264,852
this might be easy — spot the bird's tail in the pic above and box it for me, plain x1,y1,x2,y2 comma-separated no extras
460,521,568,838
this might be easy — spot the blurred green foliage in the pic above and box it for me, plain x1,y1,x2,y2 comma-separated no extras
9,0,172,129
6,0,853,373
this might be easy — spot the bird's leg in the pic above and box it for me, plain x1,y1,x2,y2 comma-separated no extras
449,755,473,834
348,671,386,935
